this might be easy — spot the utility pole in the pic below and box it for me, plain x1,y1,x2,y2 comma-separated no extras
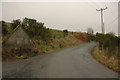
96,7,107,34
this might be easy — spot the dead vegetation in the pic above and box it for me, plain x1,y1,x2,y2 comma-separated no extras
91,46,120,73
2,33,88,62
33,33,87,54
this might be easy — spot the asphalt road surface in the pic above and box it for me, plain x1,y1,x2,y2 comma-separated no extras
2,42,118,78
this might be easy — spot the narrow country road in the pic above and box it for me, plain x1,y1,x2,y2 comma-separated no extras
2,42,118,78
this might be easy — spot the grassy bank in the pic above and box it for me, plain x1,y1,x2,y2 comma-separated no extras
2,18,88,61
33,33,87,54
91,46,120,73
2,29,88,61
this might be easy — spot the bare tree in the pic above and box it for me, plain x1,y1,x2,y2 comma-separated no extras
87,28,94,34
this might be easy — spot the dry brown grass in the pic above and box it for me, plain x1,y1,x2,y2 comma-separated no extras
34,34,87,54
91,46,120,73
2,33,88,62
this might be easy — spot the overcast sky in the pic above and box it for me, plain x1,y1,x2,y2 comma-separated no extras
1,2,119,35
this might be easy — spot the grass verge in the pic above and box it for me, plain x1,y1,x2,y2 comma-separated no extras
3,33,88,62
91,46,120,73
34,34,87,54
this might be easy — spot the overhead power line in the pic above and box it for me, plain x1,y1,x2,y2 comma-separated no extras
106,16,120,27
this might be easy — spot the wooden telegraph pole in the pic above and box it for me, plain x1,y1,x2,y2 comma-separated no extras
96,7,107,34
